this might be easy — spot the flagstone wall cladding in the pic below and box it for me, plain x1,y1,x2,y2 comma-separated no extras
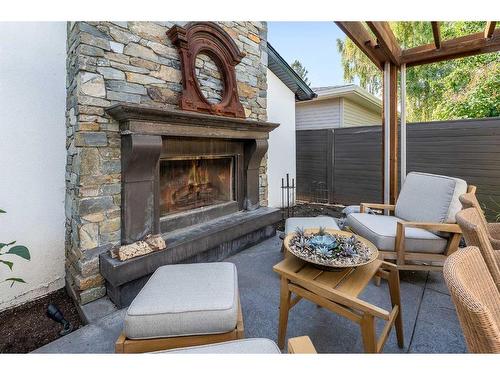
65,21,269,304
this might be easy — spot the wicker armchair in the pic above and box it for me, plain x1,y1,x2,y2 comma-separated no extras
444,246,500,353
459,192,500,250
455,207,500,291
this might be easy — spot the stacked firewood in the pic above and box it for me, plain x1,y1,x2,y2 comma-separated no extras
110,234,166,261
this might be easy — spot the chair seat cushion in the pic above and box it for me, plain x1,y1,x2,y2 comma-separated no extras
155,338,281,354
124,262,238,339
285,216,339,234
347,213,448,254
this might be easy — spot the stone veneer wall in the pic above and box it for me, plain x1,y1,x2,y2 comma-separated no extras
65,21,269,304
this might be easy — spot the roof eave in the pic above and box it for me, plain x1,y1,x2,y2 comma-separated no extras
267,42,317,101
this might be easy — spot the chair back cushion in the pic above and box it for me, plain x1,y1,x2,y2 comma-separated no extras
444,247,500,353
395,172,467,224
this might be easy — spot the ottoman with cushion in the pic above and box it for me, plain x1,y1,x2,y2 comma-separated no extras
153,336,317,354
115,262,244,353
346,172,474,271
156,338,281,354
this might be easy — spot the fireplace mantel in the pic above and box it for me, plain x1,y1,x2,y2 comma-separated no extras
106,104,279,140
105,104,280,246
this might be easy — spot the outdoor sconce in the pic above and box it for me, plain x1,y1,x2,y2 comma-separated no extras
46,304,73,336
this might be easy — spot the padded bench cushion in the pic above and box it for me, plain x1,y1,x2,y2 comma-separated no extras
155,338,281,354
285,216,339,235
347,213,448,254
124,262,238,339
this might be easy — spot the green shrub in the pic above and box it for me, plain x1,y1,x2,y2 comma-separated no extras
0,209,31,287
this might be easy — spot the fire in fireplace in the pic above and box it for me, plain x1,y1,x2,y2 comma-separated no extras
160,156,235,217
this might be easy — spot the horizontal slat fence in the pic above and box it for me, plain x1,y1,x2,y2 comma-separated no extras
333,126,382,204
296,129,333,202
296,117,500,220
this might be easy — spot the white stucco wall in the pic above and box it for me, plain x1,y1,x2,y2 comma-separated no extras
0,22,67,311
266,69,296,208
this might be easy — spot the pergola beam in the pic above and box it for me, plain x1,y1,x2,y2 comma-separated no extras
366,22,402,65
401,29,500,67
485,21,497,38
431,22,441,49
335,21,385,70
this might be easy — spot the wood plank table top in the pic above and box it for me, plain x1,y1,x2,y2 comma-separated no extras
274,255,383,298
273,253,404,353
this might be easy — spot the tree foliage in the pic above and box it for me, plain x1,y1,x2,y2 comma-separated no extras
291,59,311,86
337,22,500,122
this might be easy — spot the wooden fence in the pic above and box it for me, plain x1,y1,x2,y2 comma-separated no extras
296,118,500,220
296,129,333,203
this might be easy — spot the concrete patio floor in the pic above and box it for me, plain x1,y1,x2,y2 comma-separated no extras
34,233,466,353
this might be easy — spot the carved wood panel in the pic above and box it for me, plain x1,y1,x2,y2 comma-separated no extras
167,22,246,118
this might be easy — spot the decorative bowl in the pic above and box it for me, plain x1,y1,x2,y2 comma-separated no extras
284,228,378,270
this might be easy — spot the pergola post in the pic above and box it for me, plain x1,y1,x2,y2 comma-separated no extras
382,62,399,205
400,63,407,184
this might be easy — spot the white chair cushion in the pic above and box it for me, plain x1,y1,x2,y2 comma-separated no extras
124,262,238,339
395,172,467,224
155,338,281,354
347,213,448,254
285,216,339,235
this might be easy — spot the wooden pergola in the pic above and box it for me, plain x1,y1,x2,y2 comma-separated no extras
335,21,500,205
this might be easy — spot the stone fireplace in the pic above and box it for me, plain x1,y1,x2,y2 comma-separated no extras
64,21,279,307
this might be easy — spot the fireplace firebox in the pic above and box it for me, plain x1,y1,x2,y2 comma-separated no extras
158,136,245,233
160,156,235,216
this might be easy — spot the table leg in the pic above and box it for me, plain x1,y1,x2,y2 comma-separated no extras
360,314,377,353
388,268,404,348
278,276,291,349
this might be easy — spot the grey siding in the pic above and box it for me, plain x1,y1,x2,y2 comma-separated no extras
296,98,341,130
343,98,381,127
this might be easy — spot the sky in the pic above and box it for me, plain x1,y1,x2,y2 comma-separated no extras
267,22,347,88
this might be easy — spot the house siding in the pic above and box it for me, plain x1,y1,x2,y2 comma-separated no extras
343,98,381,127
296,98,341,130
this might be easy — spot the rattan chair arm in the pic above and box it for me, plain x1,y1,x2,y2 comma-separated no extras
487,222,500,238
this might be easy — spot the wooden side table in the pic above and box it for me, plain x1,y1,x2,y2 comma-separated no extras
273,256,404,353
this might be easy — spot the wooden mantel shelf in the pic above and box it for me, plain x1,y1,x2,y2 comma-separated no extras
106,104,279,140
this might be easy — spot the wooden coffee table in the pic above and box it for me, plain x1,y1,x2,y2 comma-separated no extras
273,252,404,353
